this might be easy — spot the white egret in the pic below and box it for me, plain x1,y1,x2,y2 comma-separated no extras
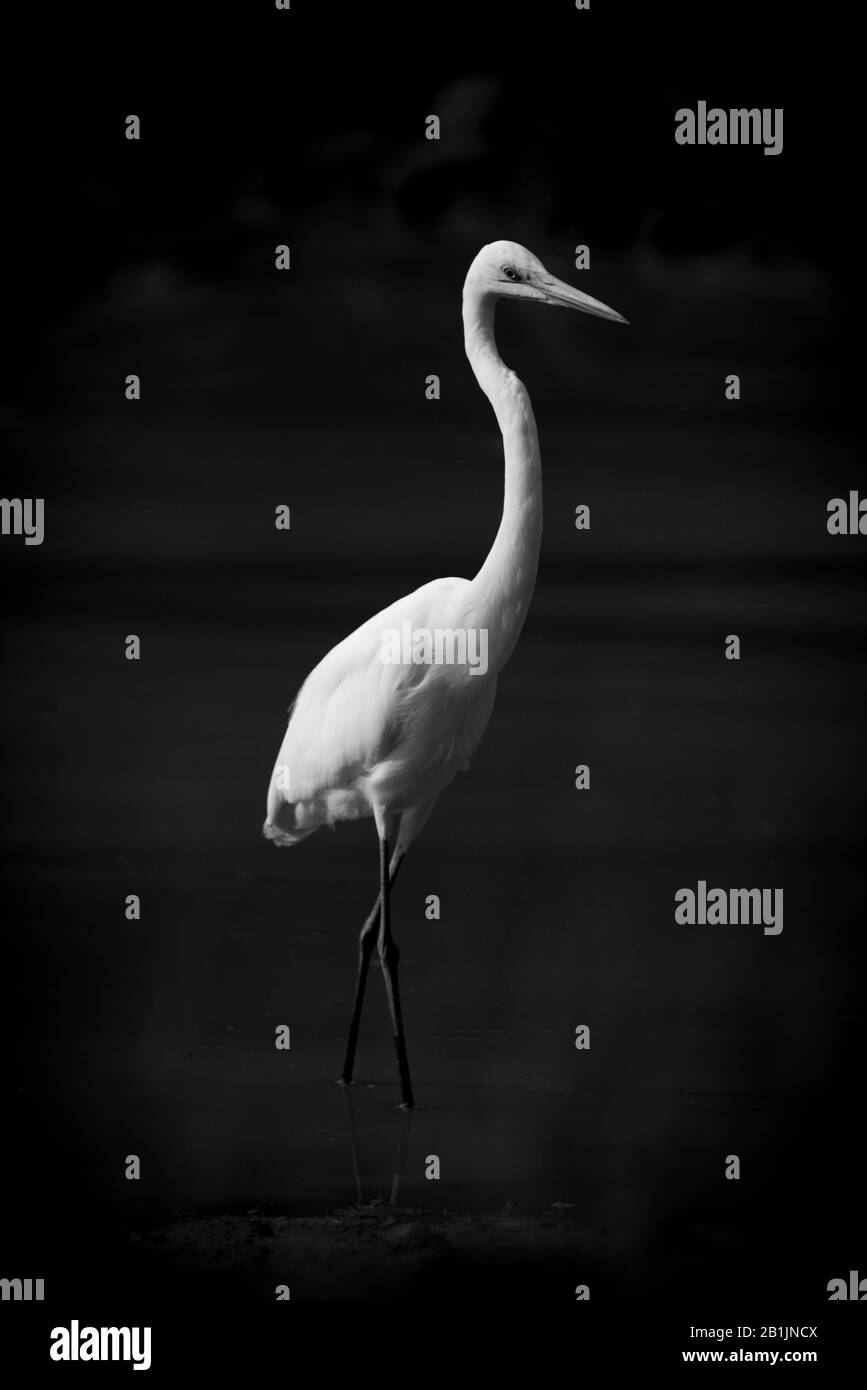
264,241,627,1107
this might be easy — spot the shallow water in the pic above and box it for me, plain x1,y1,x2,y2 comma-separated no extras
2,290,864,1306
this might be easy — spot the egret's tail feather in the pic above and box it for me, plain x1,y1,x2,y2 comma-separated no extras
262,818,316,848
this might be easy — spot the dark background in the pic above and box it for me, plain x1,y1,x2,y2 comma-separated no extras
1,0,863,1366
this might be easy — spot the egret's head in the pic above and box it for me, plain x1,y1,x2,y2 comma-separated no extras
464,239,627,324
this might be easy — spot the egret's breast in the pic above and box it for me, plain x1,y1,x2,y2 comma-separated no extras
365,664,498,810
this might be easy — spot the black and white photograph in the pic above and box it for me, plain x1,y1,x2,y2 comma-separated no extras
1,0,863,1370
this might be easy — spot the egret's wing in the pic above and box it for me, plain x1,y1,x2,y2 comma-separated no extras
277,627,416,803
268,577,470,813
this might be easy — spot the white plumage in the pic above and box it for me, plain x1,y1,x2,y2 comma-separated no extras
263,240,626,1106
264,577,497,849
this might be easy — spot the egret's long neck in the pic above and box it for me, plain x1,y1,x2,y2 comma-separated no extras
464,289,542,673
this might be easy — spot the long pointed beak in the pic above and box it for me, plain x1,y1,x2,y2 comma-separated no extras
539,273,628,324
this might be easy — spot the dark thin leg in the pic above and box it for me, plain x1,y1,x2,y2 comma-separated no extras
378,833,415,1109
341,1084,364,1204
339,850,403,1085
389,1108,413,1205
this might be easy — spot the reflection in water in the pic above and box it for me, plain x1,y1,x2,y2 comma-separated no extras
342,1085,413,1206
3,325,862,1299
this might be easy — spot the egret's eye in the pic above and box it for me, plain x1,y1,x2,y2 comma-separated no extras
502,266,520,281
